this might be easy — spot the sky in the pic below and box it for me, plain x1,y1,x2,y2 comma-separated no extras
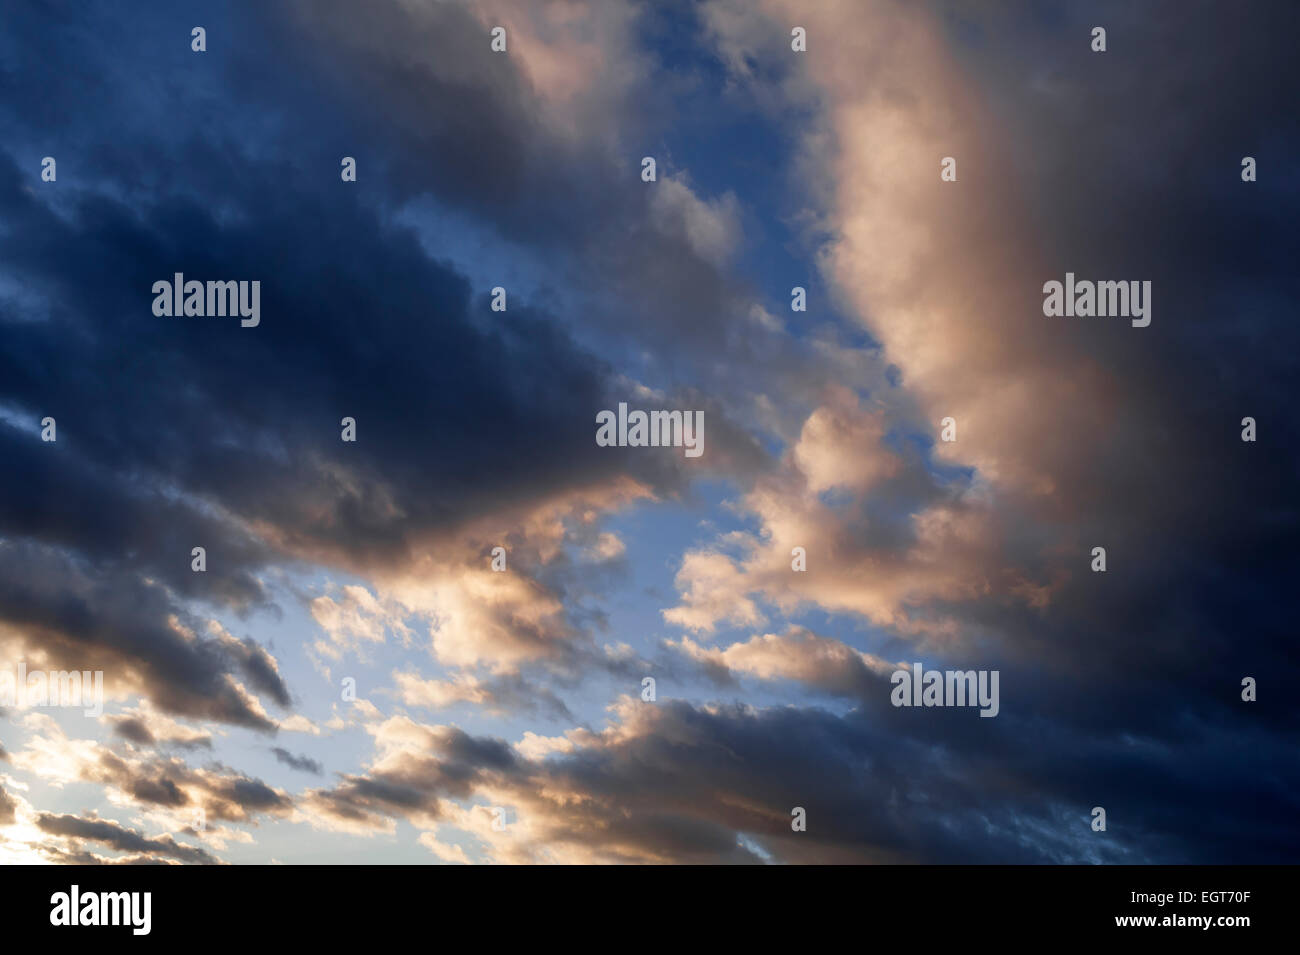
0,0,1297,865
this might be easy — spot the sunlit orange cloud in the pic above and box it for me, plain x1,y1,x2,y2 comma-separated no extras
663,386,1059,645
302,476,654,676
705,0,1125,500
1,717,280,867
652,0,1151,644
671,626,897,693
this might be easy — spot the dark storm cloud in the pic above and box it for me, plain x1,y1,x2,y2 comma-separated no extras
299,700,1171,863
0,0,773,560
866,0,1300,758
926,0,1300,541
688,635,1300,863
655,0,1300,862
232,0,841,451
36,812,220,865
0,0,767,726
267,0,759,357
0,423,272,611
0,539,287,729
0,149,642,568
313,691,1296,863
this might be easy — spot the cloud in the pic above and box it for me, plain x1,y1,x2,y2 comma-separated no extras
650,175,744,268
0,0,780,728
309,586,411,662
109,705,214,750
671,627,895,697
36,812,221,865
271,747,323,776
0,781,16,826
662,387,1053,644
392,670,572,720
1,0,1296,867
293,699,1191,863
11,716,293,828
299,717,521,835
0,539,289,730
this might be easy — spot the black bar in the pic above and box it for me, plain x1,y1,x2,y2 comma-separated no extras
2,864,1283,942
